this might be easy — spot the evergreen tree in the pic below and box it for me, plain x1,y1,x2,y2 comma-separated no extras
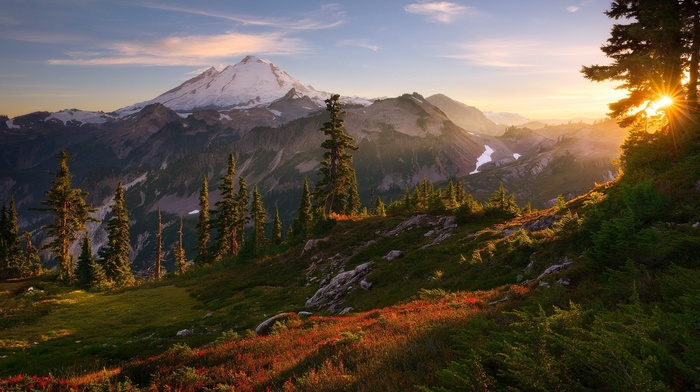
37,150,96,284
154,207,163,281
174,216,188,275
77,234,105,289
486,184,519,215
293,178,313,238
582,0,690,129
1,198,22,277
235,177,249,249
213,153,239,260
443,180,458,210
20,232,42,278
100,182,134,287
271,208,283,245
195,176,211,264
249,185,268,254
345,169,361,216
313,94,359,216
375,196,387,217
0,203,7,277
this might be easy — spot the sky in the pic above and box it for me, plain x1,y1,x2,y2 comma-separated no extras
0,0,626,120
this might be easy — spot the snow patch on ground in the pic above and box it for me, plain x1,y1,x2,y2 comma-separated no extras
47,109,117,124
513,153,521,160
188,210,200,215
268,109,282,117
6,120,19,129
470,145,495,174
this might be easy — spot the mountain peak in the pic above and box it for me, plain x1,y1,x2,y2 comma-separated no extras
119,56,329,114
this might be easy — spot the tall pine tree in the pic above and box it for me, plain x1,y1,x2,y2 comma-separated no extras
235,176,249,249
249,185,268,255
154,207,163,280
37,150,96,284
313,94,359,216
293,177,314,239
213,153,239,260
271,208,283,245
195,176,211,264
100,182,134,287
76,234,105,289
174,216,188,275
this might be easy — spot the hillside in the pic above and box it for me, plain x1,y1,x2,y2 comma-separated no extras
1,109,699,390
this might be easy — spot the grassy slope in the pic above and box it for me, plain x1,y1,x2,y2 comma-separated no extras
1,137,699,390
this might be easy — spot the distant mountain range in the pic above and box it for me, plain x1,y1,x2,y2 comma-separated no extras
0,55,627,270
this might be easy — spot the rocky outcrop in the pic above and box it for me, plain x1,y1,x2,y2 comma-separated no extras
305,262,374,314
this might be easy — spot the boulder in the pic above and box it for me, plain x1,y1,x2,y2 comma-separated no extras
383,250,404,261
305,262,374,313
255,312,298,336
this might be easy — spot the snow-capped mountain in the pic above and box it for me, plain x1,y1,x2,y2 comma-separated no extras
120,56,369,114
483,111,531,126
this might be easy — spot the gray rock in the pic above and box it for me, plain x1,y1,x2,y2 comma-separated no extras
305,261,374,313
521,215,560,233
176,328,193,336
297,311,313,318
536,258,573,281
384,250,404,261
339,307,353,315
255,312,297,336
516,274,524,283
360,279,373,290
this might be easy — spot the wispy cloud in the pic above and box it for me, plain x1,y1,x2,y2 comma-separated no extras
567,6,580,13
3,31,88,44
140,2,345,30
48,32,310,66
445,39,598,69
405,1,476,24
336,39,380,51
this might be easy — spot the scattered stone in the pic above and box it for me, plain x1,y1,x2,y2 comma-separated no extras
489,296,510,306
380,214,436,237
516,274,524,283
297,311,313,318
255,312,298,336
538,280,550,288
302,239,318,256
360,279,373,290
524,253,536,273
384,250,404,261
693,222,700,228
521,215,561,233
557,278,571,286
204,312,213,318
339,307,353,315
424,230,435,237
176,328,193,337
305,261,374,313
536,257,573,281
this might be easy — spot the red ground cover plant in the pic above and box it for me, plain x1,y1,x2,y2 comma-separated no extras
1,286,525,391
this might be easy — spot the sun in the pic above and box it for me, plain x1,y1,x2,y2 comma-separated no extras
646,95,674,116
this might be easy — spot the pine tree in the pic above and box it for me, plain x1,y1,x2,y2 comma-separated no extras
345,169,361,216
1,198,22,277
582,0,688,128
174,216,188,275
249,185,268,254
313,94,359,216
37,150,96,284
100,182,134,287
77,234,105,289
21,232,42,278
0,203,7,277
271,208,283,245
443,180,458,210
486,184,519,215
154,207,163,281
375,196,387,217
195,176,211,265
213,153,239,260
293,178,314,238
235,177,249,249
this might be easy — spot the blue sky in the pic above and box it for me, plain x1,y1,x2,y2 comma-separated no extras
0,0,623,119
